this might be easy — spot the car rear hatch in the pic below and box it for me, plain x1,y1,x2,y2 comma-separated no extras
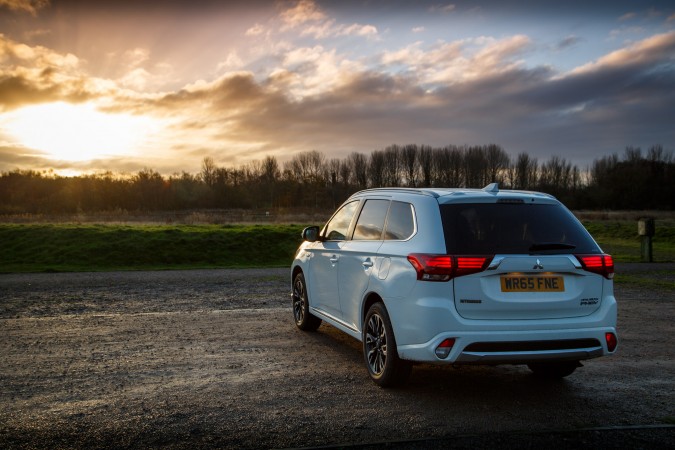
453,254,605,319
439,199,611,320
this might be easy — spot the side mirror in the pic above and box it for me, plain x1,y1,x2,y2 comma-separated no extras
302,226,320,242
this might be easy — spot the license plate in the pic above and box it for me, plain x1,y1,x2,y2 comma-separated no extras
500,275,565,292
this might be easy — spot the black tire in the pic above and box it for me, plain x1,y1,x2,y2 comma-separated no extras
292,272,322,331
528,361,579,379
363,303,412,387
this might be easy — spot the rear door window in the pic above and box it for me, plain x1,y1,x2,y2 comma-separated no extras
440,203,600,254
353,199,390,240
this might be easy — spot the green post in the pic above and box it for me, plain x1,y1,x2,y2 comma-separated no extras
638,218,655,262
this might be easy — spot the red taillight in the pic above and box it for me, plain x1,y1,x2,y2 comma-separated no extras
456,257,489,277
576,254,614,279
407,254,492,282
407,254,453,281
605,332,618,352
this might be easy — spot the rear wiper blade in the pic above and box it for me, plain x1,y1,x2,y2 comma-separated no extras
529,242,577,251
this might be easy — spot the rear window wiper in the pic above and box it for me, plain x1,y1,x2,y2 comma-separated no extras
529,242,577,251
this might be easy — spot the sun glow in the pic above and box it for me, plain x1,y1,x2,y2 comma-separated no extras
4,102,161,162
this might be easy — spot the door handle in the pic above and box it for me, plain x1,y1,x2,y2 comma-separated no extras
362,259,374,268
329,255,339,264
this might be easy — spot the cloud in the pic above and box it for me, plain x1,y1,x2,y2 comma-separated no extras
216,52,244,72
0,143,54,170
245,23,266,37
299,20,378,39
381,35,532,85
206,31,674,164
118,68,152,90
123,48,150,68
0,34,80,69
339,23,378,38
429,4,456,14
0,34,105,111
566,31,675,76
618,12,636,21
555,35,582,50
278,0,378,40
280,0,326,30
0,0,49,16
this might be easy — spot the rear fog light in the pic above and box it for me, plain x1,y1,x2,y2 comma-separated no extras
435,338,456,359
605,332,618,352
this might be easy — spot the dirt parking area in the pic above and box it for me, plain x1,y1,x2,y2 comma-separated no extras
1,266,674,449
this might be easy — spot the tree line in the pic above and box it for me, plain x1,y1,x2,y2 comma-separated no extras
1,144,673,214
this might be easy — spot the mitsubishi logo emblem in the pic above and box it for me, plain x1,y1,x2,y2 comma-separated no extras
533,259,544,270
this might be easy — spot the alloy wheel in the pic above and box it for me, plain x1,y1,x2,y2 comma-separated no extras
365,313,387,375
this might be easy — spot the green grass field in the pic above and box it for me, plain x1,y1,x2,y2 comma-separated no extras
0,220,673,273
582,219,675,262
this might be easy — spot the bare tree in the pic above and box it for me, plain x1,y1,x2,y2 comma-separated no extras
339,159,351,187
418,145,433,187
434,145,464,187
286,150,326,184
401,144,418,187
261,156,280,183
200,157,217,188
647,144,672,163
369,150,385,188
382,145,401,187
463,146,487,188
348,152,368,189
327,158,341,186
624,146,642,163
485,144,510,185
512,152,538,190
540,156,572,191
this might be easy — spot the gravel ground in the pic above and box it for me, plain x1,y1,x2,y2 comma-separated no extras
1,265,674,449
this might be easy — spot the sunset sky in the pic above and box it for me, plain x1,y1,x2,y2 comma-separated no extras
1,0,674,176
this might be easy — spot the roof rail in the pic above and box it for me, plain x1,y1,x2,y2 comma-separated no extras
351,188,440,198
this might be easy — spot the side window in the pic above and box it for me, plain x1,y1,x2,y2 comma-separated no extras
324,201,359,241
353,199,390,240
384,201,415,240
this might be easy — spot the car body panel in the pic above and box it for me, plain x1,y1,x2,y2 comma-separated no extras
337,240,383,330
306,240,343,317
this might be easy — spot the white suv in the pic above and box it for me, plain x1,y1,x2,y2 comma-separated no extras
291,184,618,386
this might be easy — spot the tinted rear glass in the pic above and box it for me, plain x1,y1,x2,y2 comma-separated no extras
440,203,600,254
384,201,415,240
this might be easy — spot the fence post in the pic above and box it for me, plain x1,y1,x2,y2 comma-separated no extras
638,218,655,262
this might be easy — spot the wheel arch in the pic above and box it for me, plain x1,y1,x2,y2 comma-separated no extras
291,265,307,303
361,291,384,331
291,264,304,282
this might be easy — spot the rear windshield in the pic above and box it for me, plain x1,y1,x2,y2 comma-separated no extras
440,203,601,255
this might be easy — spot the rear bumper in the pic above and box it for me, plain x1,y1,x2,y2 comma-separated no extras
388,282,617,364
397,327,616,364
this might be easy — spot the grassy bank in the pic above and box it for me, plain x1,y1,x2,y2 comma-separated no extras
0,220,673,273
0,224,306,273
